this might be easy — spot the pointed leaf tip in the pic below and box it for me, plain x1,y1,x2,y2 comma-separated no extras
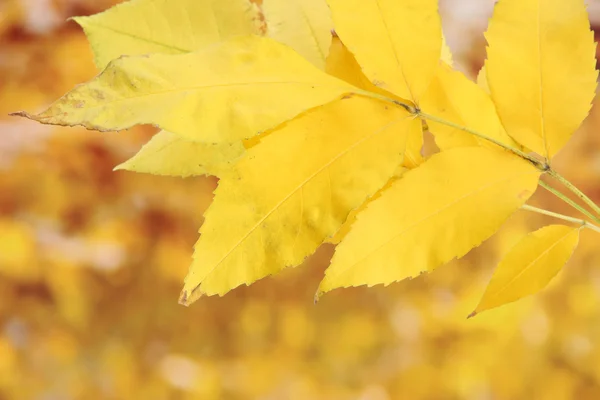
8,111,32,119
313,289,324,304
467,311,477,319
178,290,189,306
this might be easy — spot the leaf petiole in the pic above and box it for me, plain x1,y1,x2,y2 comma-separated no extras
521,204,600,234
538,180,600,224
547,169,600,220
416,111,545,169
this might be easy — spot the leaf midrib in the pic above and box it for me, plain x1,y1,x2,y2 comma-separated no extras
44,81,355,113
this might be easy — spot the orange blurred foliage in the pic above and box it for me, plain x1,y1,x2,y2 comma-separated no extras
2,1,600,399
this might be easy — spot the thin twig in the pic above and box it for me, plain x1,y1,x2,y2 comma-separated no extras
547,169,600,219
417,111,545,170
538,181,600,224
521,204,600,233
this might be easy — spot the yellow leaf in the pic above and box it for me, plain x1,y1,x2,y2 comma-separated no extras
327,0,441,101
73,0,262,69
317,147,540,296
484,0,598,159
115,130,245,177
421,63,518,150
325,36,423,168
263,0,332,69
13,36,356,143
180,97,417,303
471,225,580,316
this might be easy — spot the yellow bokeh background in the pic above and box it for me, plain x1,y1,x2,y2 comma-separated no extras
2,1,600,399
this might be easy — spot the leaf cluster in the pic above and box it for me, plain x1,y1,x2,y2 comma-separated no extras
12,0,600,316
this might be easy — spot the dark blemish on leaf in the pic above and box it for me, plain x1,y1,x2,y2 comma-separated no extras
94,90,105,100
373,80,384,87
341,94,353,100
74,101,84,109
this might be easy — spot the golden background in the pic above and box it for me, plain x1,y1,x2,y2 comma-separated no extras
2,0,600,399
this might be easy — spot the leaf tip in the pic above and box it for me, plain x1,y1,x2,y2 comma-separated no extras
467,310,478,319
178,290,190,306
113,163,127,172
313,288,325,304
9,111,34,119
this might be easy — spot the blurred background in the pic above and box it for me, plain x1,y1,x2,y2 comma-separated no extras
2,0,600,399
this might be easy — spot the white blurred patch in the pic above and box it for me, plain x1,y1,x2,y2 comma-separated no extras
35,222,126,271
159,354,200,391
18,0,62,34
0,120,54,170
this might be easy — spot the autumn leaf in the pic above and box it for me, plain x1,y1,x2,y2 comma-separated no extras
317,147,540,296
180,97,418,303
484,0,598,159
262,0,332,69
327,0,442,102
73,0,262,69
12,36,356,143
114,130,245,178
471,225,580,317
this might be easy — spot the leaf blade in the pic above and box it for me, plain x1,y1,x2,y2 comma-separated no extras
74,0,262,69
471,225,580,316
13,36,356,143
318,147,541,295
484,0,597,159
